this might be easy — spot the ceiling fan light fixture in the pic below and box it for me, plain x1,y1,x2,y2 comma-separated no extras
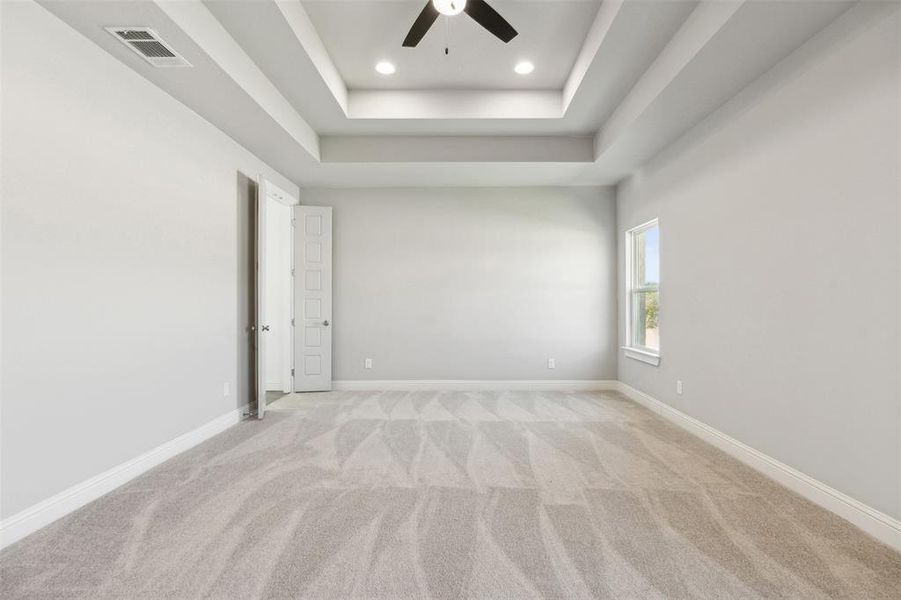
375,61,396,75
433,0,466,17
514,61,534,75
403,0,516,48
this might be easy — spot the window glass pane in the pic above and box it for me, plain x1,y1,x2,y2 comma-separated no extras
635,225,659,287
631,290,659,350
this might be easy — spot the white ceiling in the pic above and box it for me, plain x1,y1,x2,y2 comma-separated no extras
302,0,602,90
36,0,877,188
201,0,698,135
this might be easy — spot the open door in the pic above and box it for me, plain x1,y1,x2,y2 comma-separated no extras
295,206,333,392
255,177,270,418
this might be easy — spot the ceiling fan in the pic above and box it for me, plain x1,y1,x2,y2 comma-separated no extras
402,0,518,48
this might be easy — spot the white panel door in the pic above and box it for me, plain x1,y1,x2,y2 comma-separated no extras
264,199,294,394
255,177,271,418
294,206,332,392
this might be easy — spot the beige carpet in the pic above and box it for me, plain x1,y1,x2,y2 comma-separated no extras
2,390,899,599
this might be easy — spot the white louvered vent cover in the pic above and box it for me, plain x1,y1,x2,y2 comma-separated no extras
105,27,191,67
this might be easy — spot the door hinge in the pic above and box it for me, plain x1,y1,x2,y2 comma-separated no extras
291,368,295,376
291,318,295,326
291,268,295,277
291,218,296,227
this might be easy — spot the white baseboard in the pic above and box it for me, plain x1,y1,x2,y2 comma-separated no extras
0,404,249,551
615,382,901,552
332,380,618,391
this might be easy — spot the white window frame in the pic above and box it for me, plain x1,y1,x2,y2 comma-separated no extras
623,219,660,366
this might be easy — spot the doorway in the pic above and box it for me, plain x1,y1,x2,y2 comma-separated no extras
254,180,333,417
254,178,296,418
264,194,294,396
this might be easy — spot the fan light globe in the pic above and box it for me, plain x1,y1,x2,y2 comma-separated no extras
433,0,466,17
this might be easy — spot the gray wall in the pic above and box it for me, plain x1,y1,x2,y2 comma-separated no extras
616,9,900,518
0,2,297,518
300,187,618,382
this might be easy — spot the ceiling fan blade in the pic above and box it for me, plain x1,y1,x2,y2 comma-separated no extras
403,1,440,47
464,0,517,43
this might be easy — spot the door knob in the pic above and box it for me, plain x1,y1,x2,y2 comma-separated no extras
323,320,330,327
262,325,270,332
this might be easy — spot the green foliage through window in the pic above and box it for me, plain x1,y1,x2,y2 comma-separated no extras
645,291,658,330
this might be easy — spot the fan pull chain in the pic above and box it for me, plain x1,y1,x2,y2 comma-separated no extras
444,15,449,55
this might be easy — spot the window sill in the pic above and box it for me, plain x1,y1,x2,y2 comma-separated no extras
622,347,660,366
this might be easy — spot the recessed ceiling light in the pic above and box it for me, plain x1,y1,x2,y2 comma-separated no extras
514,61,534,75
375,61,396,75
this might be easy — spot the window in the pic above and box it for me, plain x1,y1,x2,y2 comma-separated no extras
625,219,660,365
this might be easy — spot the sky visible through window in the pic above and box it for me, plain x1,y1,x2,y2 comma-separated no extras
644,226,659,284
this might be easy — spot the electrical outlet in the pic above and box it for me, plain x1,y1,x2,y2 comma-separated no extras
676,380,683,395
547,358,556,369
223,382,230,397
365,358,372,369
